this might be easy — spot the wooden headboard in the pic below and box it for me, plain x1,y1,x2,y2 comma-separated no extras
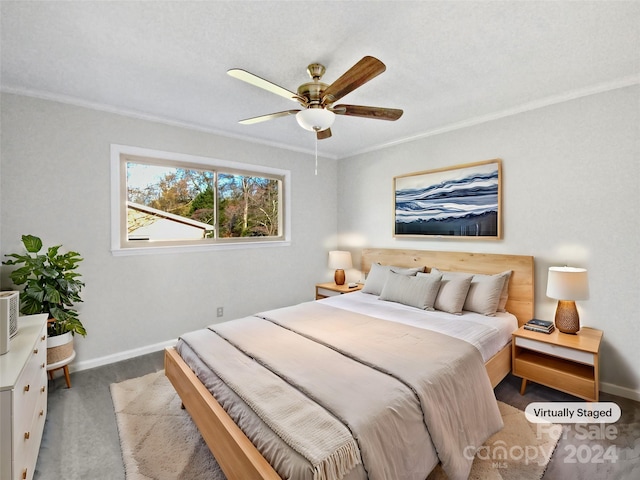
361,248,534,327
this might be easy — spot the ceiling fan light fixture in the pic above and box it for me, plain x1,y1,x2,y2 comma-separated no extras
296,108,335,132
230,57,402,140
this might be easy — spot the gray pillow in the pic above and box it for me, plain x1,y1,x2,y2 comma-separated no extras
362,263,424,295
390,265,424,276
427,269,473,315
361,263,392,295
430,268,512,314
495,271,512,311
379,272,442,310
464,270,511,315
464,272,509,316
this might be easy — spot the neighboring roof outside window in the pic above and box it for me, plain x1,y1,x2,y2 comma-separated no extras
127,201,213,241
111,144,291,255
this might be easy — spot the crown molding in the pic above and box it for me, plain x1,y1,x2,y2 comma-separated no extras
4,74,638,161
0,85,338,160
344,74,640,159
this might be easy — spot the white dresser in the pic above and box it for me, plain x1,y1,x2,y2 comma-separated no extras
0,314,48,480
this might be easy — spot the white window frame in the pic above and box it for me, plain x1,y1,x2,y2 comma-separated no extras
110,144,291,256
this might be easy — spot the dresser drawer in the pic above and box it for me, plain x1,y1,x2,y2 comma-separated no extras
15,390,47,480
13,326,47,443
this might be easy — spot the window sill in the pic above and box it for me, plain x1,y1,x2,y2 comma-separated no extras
111,240,291,256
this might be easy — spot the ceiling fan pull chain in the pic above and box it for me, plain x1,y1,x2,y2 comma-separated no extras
314,132,318,175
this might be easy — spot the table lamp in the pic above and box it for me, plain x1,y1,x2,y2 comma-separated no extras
546,266,589,334
328,251,352,286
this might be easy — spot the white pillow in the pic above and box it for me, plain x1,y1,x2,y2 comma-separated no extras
361,263,424,295
379,272,442,310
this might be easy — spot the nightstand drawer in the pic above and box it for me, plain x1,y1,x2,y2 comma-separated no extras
315,282,363,299
316,287,342,298
515,336,595,366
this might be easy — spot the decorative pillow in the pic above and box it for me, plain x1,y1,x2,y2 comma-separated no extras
390,265,425,276
426,269,473,315
463,272,509,316
496,271,512,311
361,263,424,295
468,270,512,313
361,263,392,295
379,272,442,310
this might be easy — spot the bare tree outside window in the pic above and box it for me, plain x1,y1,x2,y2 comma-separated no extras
124,161,281,244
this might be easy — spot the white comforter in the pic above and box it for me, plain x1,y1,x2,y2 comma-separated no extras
320,291,517,362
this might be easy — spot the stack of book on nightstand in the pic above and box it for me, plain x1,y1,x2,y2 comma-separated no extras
524,318,555,334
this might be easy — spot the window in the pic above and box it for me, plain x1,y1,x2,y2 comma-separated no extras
111,145,290,255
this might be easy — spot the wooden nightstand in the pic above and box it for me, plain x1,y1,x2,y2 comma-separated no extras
315,282,363,300
512,325,603,401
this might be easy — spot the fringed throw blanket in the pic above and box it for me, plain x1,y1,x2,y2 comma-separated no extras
181,325,361,480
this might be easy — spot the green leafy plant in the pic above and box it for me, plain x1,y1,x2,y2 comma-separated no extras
3,234,86,337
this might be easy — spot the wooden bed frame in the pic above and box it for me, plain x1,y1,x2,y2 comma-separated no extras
165,249,534,480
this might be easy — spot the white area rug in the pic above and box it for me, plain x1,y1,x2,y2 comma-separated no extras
111,371,558,480
427,401,559,480
111,370,224,480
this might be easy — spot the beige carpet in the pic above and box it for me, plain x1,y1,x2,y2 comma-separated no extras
111,371,558,480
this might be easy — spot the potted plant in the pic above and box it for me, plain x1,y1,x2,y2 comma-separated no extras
3,234,86,364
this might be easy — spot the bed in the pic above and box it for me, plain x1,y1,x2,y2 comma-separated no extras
165,248,534,480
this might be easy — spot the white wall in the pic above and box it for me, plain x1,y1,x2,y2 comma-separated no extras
2,87,639,400
0,93,339,368
337,85,640,400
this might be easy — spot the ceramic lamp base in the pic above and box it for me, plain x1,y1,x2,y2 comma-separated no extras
555,300,580,334
334,269,346,285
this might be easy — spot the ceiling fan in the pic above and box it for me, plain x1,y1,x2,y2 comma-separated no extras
227,56,403,140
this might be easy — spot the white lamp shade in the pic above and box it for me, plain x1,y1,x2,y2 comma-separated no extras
296,108,335,132
546,267,589,301
328,251,353,270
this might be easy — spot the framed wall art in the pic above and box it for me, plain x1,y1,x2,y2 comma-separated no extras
394,159,502,239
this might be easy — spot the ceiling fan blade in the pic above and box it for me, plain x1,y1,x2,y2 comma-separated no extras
321,56,386,105
228,69,301,102
238,110,300,125
317,128,332,140
332,104,403,121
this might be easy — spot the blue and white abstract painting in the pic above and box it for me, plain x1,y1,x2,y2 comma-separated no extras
394,161,501,237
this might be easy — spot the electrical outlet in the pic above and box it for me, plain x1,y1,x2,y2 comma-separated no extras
216,307,224,317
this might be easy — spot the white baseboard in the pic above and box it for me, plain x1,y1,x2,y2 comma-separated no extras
68,338,177,373
600,381,640,403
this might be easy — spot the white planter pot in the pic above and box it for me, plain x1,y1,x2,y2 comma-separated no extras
47,331,74,365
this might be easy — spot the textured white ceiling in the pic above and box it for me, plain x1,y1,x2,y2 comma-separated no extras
2,1,639,159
